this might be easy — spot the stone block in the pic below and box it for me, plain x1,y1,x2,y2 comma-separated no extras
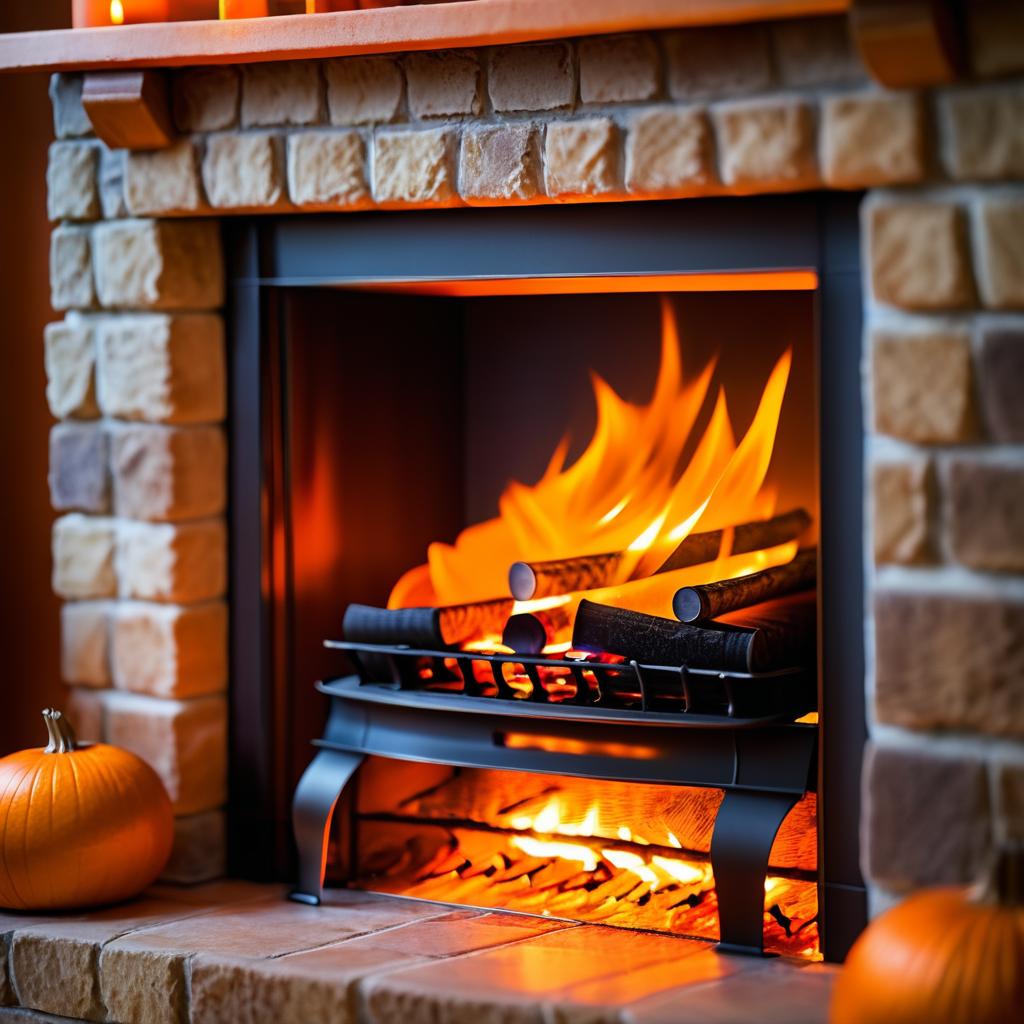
116,518,226,604
579,34,659,104
95,312,226,424
109,423,226,522
287,130,369,208
863,743,991,889
49,421,109,513
373,128,457,206
202,131,285,210
822,92,925,188
44,318,99,419
872,457,932,564
771,15,864,86
459,124,539,203
160,809,226,885
67,684,106,742
104,691,227,814
714,99,817,190
947,458,1024,572
939,85,1024,181
975,197,1024,309
50,224,94,311
544,118,619,197
98,146,128,219
111,600,227,699
404,50,481,118
489,43,574,113
868,203,975,310
874,589,1024,737
47,141,99,222
49,72,92,139
52,514,117,600
666,25,772,100
325,56,403,126
93,219,224,311
966,1,1024,78
241,61,322,127
625,106,713,195
978,325,1024,442
125,138,204,215
871,327,974,443
173,67,240,132
60,600,112,687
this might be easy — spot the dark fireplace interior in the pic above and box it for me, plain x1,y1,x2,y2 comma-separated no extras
226,195,866,962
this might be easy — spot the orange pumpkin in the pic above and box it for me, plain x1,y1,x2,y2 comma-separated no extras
0,708,174,910
831,845,1024,1024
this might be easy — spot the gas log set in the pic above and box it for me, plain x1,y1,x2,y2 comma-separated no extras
292,298,822,959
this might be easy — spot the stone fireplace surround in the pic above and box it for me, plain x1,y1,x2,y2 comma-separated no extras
9,4,1024,1019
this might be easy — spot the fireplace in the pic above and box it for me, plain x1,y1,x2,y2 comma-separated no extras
225,194,865,961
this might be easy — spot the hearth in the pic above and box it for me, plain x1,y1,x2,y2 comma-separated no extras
226,194,865,963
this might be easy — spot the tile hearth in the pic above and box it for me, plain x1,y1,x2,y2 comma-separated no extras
0,883,834,1024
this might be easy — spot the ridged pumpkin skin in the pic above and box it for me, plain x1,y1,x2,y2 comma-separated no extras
0,712,173,911
831,885,1024,1024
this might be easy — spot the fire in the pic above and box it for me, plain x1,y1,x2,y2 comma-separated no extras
389,296,792,615
109,1,126,24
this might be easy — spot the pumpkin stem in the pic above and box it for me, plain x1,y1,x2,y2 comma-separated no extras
976,842,1024,908
41,708,77,754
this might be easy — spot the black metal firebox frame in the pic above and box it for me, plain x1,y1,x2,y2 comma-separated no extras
225,194,867,961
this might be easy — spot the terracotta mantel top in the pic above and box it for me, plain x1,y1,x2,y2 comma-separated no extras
0,0,849,75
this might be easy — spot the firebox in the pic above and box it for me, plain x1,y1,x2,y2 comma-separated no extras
226,194,866,963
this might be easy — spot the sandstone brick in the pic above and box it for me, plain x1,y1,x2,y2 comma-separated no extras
771,15,864,86
287,130,368,208
872,457,932,564
98,146,128,219
871,328,974,443
868,203,975,310
325,57,403,126
666,25,772,100
947,458,1024,572
489,43,574,113
579,34,659,104
66,684,106,742
109,423,226,522
404,50,481,118
44,318,99,419
49,421,109,513
60,600,112,687
625,107,713,195
978,326,1024,442
104,691,226,814
966,0,1024,78
459,124,539,203
874,589,1024,737
124,138,204,215
940,85,1024,181
714,99,817,190
50,224,94,310
160,809,226,885
49,72,91,139
93,219,224,311
373,128,457,206
47,141,99,222
116,518,226,603
173,67,240,132
95,312,226,424
545,118,619,198
52,514,117,600
202,131,286,209
241,61,322,127
111,600,227,699
864,743,991,889
822,92,925,188
975,198,1024,309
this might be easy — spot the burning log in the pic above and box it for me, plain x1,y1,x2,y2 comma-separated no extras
343,598,514,649
508,508,812,600
501,605,574,654
571,591,816,673
672,548,818,623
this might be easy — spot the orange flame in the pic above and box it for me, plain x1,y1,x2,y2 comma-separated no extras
110,1,126,24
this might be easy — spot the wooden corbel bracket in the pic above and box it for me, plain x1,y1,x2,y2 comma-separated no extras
81,69,175,151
